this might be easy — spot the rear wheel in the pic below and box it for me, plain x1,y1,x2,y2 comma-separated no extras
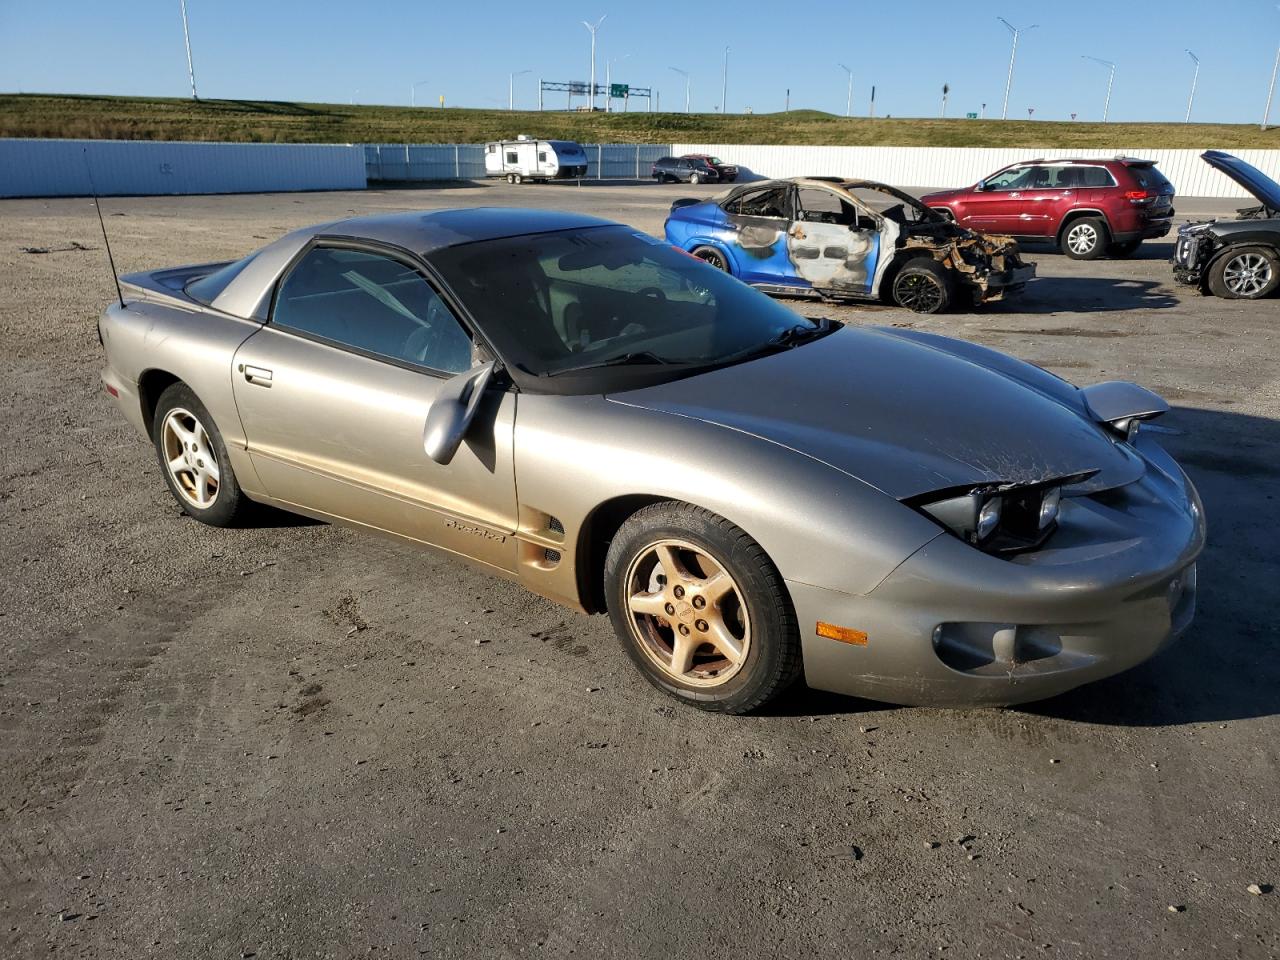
692,246,729,272
604,502,801,714
152,382,251,527
891,258,952,314
689,172,701,184
512,173,523,185
506,173,516,184
1062,216,1108,260
1208,246,1280,299
1108,238,1142,257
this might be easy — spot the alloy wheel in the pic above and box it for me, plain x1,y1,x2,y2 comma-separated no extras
1223,252,1273,297
894,273,944,313
1067,223,1098,255
161,407,220,509
623,538,750,687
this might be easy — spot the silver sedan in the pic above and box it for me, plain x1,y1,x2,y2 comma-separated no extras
98,208,1205,713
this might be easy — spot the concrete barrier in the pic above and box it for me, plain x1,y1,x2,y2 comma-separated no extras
0,139,367,198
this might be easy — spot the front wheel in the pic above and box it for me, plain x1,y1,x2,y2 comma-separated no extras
1208,246,1280,299
1062,217,1108,260
152,382,252,527
604,502,801,714
689,172,701,184
891,258,952,314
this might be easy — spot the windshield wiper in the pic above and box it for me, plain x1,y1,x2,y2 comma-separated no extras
548,350,683,376
713,317,839,365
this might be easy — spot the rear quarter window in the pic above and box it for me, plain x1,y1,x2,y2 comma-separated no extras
1078,166,1117,188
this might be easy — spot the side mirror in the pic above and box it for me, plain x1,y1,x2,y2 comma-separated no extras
975,180,987,192
423,361,496,465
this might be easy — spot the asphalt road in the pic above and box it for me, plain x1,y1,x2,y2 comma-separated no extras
1,181,1277,959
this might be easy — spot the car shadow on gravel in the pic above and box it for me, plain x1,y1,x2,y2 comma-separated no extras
981,277,1180,314
1022,405,1280,727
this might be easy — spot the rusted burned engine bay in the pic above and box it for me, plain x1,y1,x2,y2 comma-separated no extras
901,226,1029,303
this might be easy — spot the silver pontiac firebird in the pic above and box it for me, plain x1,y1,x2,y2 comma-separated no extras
99,208,1205,714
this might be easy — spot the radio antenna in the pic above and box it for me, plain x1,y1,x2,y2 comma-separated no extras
82,148,125,310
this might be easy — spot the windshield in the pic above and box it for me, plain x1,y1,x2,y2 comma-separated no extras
844,183,942,225
429,225,823,392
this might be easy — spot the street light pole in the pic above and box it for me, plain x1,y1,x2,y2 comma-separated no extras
720,46,729,114
670,67,690,113
582,16,606,111
1184,51,1199,123
997,18,1037,120
1264,44,1280,131
838,63,853,117
606,55,629,114
509,70,530,111
1082,55,1116,122
179,0,199,100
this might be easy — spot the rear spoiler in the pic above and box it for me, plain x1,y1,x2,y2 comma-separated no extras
669,197,702,212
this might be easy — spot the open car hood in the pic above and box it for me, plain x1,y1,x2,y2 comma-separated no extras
1202,150,1280,213
609,326,1146,501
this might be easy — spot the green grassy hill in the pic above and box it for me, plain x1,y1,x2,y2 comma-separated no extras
3,93,1278,149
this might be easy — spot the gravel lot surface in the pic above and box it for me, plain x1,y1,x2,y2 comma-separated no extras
1,181,1277,959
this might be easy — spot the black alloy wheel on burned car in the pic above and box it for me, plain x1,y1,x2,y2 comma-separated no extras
891,259,952,314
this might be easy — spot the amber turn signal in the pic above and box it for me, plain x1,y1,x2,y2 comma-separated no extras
816,622,868,645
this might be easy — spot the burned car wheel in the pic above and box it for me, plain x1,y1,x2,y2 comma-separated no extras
1208,247,1280,299
605,502,801,714
152,382,251,527
1062,217,1108,260
892,259,952,314
692,246,729,272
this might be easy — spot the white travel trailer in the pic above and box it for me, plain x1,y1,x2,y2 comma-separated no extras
484,136,589,183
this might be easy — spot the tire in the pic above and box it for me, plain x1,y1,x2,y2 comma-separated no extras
932,207,956,222
726,175,737,183
1207,246,1280,300
1108,238,1142,257
689,172,701,184
604,501,801,714
1061,216,1108,260
151,382,251,527
512,173,523,185
506,173,515,184
891,257,952,314
691,246,729,272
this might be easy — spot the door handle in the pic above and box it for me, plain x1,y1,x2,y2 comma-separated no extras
239,363,273,387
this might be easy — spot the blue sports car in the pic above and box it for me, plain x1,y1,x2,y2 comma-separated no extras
664,177,1036,313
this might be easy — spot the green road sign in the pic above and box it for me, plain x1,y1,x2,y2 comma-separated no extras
610,83,629,98
966,112,978,119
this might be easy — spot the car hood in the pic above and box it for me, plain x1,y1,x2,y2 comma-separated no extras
1202,150,1280,213
608,326,1144,500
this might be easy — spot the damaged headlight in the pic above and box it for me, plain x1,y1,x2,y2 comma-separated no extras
913,481,1066,553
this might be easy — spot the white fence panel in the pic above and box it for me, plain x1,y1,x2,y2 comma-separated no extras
0,139,366,198
672,143,1280,199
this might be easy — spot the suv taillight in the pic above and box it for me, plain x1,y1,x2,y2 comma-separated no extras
1125,189,1152,203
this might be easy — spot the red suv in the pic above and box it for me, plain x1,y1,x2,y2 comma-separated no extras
921,158,1175,260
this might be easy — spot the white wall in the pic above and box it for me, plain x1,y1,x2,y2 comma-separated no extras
672,144,1280,199
0,139,367,198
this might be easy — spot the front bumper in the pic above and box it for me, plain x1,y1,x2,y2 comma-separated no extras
790,439,1205,706
974,263,1037,302
1171,230,1207,286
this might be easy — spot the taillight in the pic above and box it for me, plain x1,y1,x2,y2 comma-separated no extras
1125,189,1151,201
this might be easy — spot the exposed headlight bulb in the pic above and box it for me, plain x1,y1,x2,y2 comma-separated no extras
1039,487,1062,530
976,497,1002,540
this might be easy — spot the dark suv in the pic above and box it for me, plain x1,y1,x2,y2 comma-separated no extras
653,156,721,185
921,158,1175,260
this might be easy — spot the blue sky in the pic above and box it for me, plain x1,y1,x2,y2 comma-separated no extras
2,0,1279,124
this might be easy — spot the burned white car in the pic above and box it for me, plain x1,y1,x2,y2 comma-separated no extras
664,177,1036,313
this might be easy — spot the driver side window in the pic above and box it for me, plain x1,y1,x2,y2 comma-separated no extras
728,186,790,219
983,166,1036,191
273,246,473,374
